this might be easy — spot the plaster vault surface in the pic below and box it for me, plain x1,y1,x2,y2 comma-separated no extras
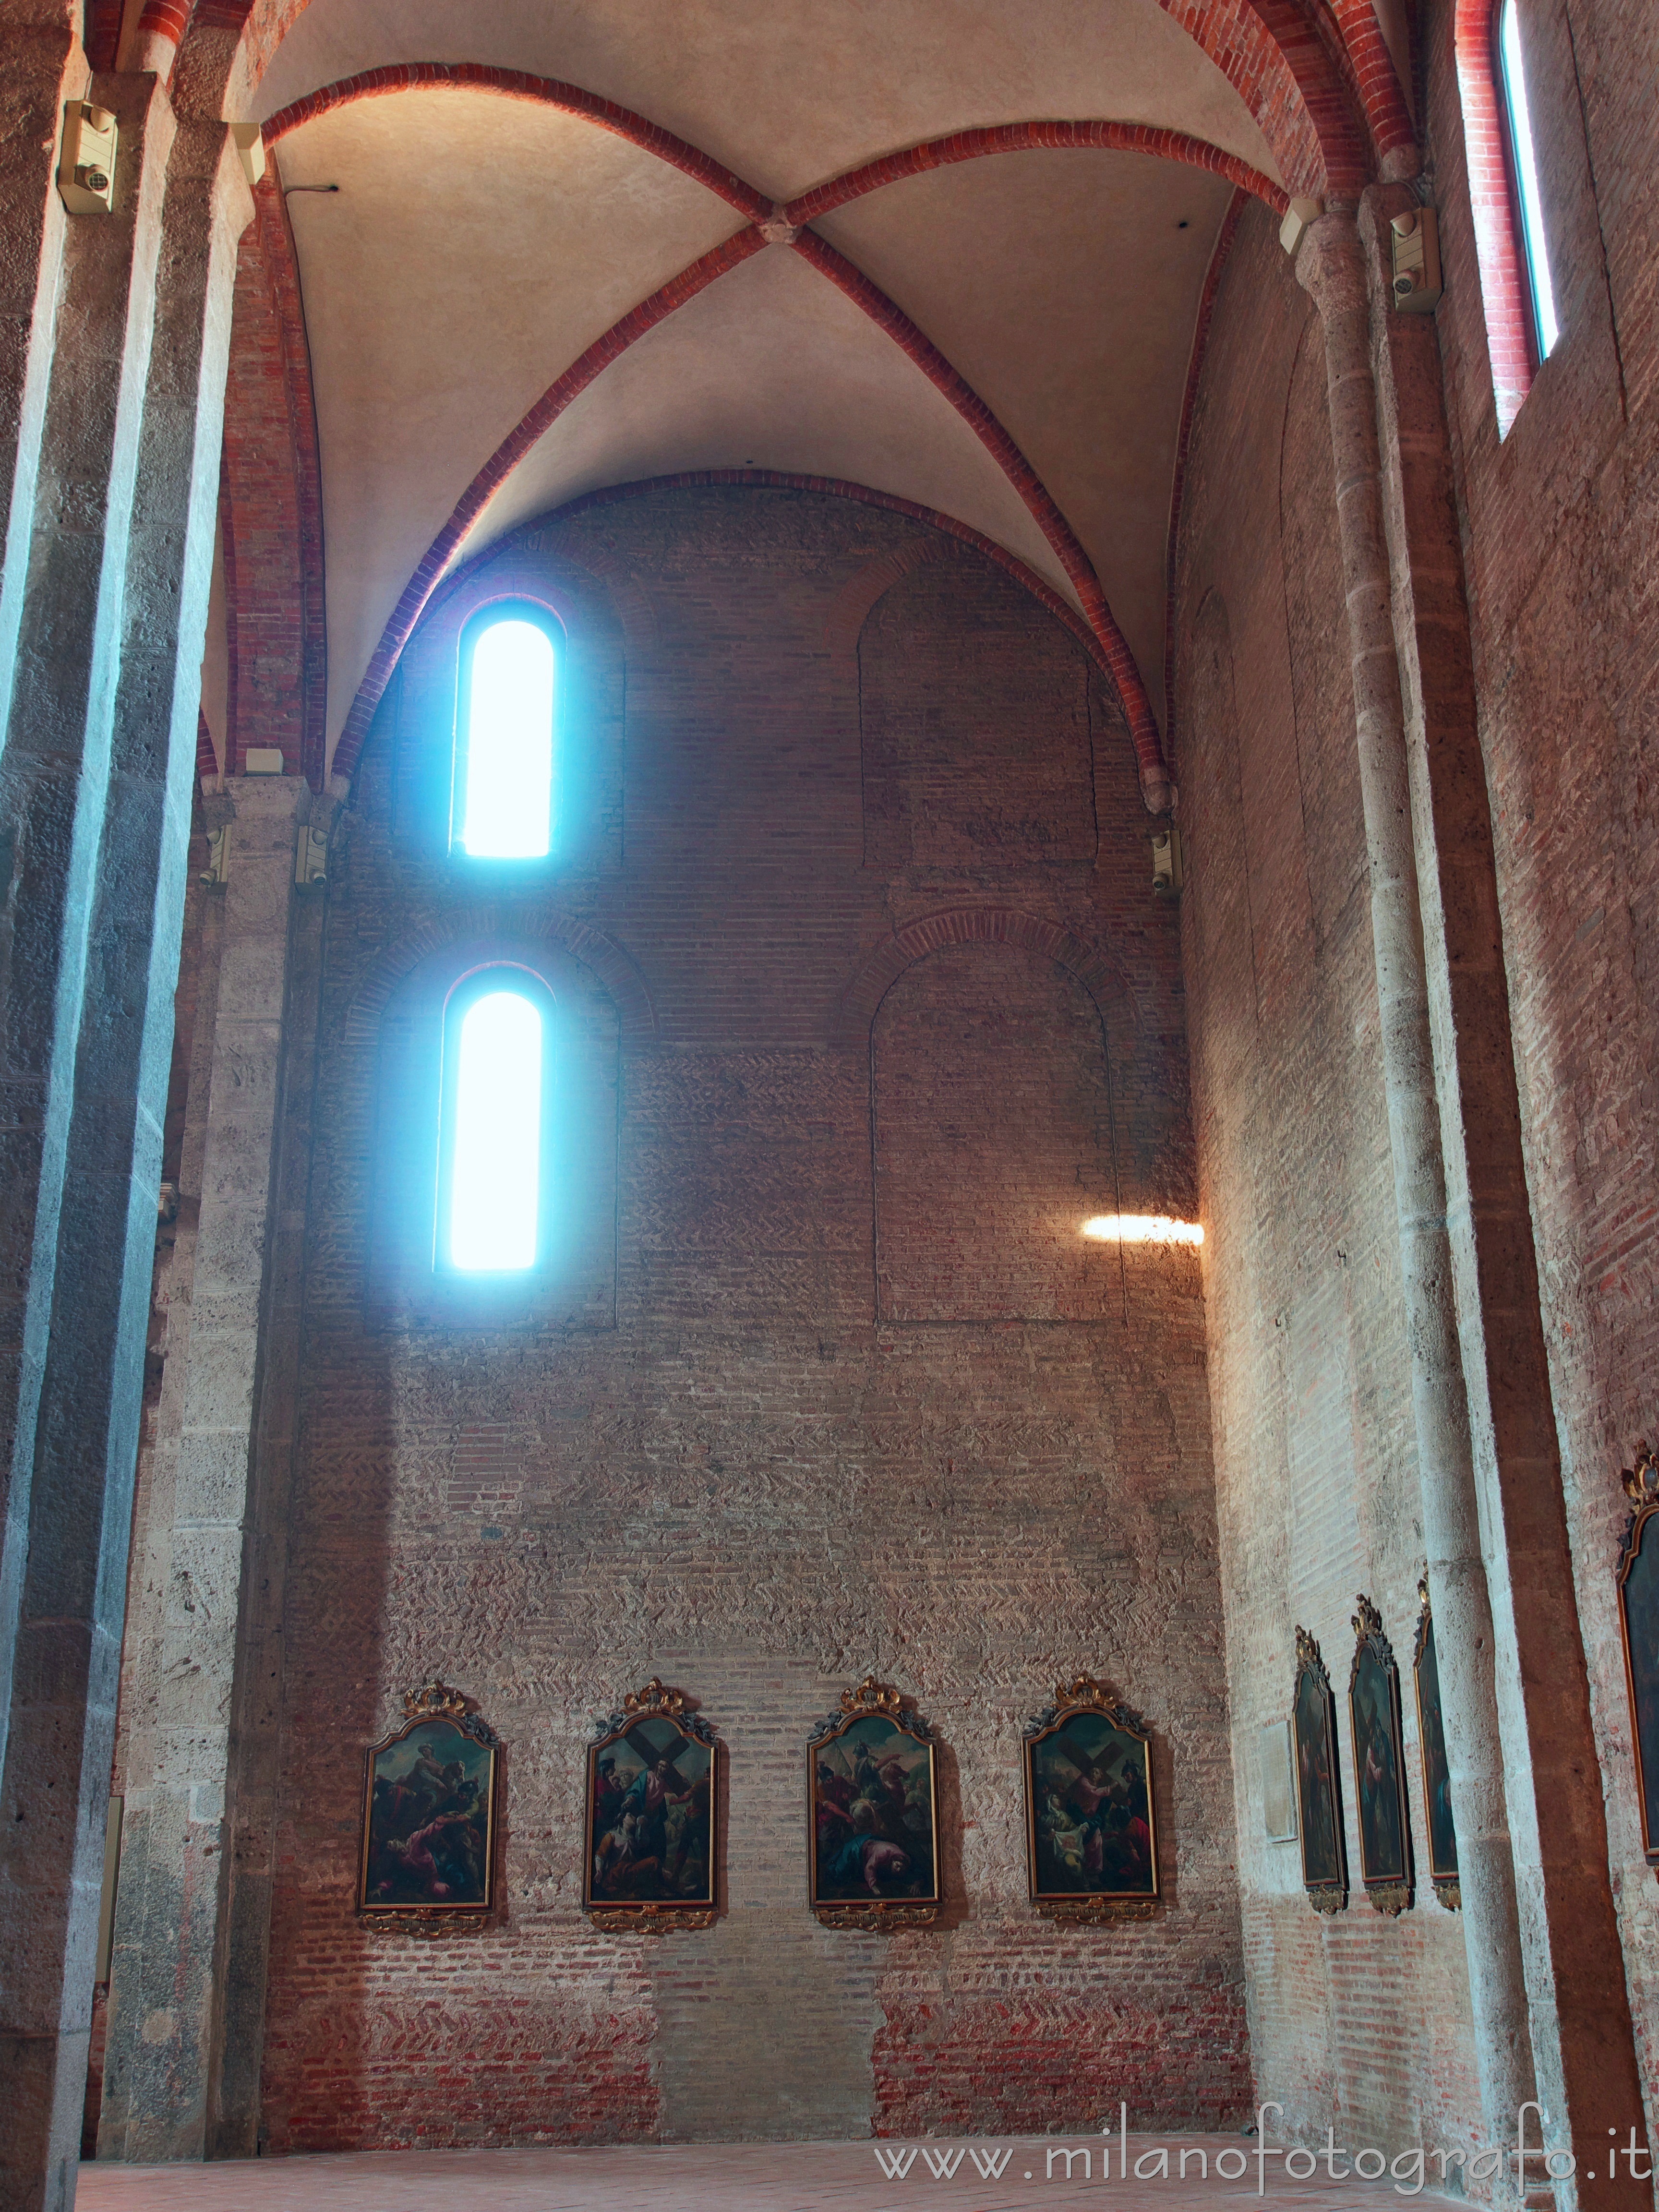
228,0,1282,774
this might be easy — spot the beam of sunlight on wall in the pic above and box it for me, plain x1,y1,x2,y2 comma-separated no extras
1082,1214,1204,1246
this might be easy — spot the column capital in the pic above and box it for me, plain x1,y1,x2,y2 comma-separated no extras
1291,206,1370,326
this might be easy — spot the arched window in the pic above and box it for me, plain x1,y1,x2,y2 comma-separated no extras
437,970,551,1272
454,606,557,858
1496,0,1559,361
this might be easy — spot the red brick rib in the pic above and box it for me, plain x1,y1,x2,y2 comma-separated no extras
261,64,771,221
206,0,1381,198
330,228,768,784
1242,0,1372,195
785,122,1288,224
219,171,328,784
1327,0,1417,168
133,0,192,50
787,229,1167,792
84,0,125,69
1452,0,1534,430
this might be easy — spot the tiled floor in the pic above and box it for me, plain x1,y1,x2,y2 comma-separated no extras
77,2136,1453,2212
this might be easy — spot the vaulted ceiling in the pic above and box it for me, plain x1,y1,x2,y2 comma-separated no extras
164,0,1412,795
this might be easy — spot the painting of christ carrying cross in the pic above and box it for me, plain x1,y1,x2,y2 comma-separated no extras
585,1680,717,1921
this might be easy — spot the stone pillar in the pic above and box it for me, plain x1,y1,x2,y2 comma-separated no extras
0,7,82,695
99,773,323,2163
1295,209,1645,2205
1355,189,1650,2191
0,69,252,2212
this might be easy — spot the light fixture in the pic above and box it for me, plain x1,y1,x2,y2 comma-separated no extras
1082,1214,1204,1247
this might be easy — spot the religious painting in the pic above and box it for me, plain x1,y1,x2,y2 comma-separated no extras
1412,1579,1461,1907
1617,1448,1659,1866
1023,1675,1159,1922
585,1679,718,1931
359,1679,498,1917
1292,1627,1347,1913
808,1676,939,1928
1348,1596,1412,1915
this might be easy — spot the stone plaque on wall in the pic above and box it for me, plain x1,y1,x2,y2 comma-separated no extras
1259,1719,1298,1842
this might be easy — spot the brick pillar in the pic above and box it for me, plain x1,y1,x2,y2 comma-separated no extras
0,63,252,2212
1295,208,1645,2206
99,774,324,2163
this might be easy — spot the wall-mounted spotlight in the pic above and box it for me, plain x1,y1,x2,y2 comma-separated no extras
1390,207,1443,313
1152,822,1183,899
59,101,118,215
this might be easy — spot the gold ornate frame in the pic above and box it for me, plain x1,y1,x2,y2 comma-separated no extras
1617,1448,1659,1870
1412,1579,1462,1909
358,1679,499,1924
1348,1596,1413,1916
807,1676,940,1929
584,1679,719,1934
1022,1675,1160,1924
1293,1627,1348,1914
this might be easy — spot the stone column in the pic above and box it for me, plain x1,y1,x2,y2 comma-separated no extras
1355,189,1650,2188
0,72,252,2212
0,6,82,696
1295,209,1645,2205
99,772,323,2163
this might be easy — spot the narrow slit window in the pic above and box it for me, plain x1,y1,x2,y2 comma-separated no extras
458,614,555,858
445,987,543,1271
1497,0,1559,360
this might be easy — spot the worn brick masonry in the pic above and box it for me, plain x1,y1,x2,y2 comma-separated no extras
225,487,1251,2148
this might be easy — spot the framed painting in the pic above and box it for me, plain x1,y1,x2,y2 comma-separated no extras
1348,1596,1413,1915
1618,1449,1659,1866
359,1679,498,1918
1023,1675,1159,1923
585,1678,718,1931
808,1676,939,1928
1292,1627,1347,1913
1412,1578,1461,1907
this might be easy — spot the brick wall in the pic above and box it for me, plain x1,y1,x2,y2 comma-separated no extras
249,485,1249,2148
1423,0,1659,2124
1173,202,1486,2162
219,173,326,783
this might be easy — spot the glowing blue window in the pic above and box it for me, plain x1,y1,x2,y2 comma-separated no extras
444,986,544,1272
1498,0,1559,360
457,613,555,858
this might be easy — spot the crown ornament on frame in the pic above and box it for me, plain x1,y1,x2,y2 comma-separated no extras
586,1676,719,1748
1027,1674,1153,1735
1621,1445,1659,1560
1616,1444,1659,1876
402,1678,499,1746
